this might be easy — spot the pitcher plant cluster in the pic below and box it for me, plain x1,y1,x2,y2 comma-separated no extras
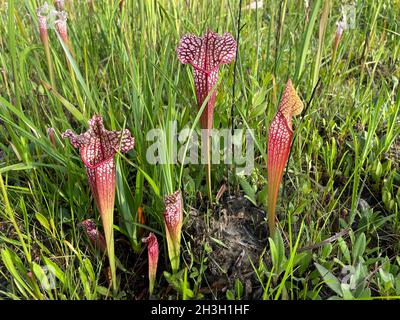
36,2,304,296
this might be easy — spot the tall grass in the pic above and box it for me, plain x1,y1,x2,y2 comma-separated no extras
0,0,399,299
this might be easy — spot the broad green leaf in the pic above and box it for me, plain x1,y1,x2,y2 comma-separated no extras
268,238,279,272
341,283,355,300
235,279,244,300
32,262,53,294
273,230,285,269
42,257,66,285
79,266,92,299
353,233,366,263
315,263,343,297
338,237,351,265
238,176,257,206
35,212,51,233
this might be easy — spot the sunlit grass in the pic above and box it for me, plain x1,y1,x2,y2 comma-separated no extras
0,0,399,300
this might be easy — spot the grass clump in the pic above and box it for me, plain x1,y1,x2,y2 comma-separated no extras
0,0,399,300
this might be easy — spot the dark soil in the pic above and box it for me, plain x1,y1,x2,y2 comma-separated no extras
185,194,268,299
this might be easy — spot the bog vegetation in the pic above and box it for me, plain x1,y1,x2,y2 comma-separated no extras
0,0,399,300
